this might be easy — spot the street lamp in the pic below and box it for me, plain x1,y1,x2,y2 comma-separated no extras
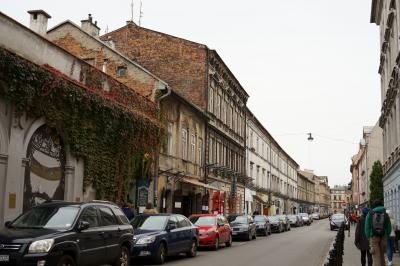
307,133,314,141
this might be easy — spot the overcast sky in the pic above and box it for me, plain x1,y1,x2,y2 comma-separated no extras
2,0,380,187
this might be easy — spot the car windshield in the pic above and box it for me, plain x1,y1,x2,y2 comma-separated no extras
254,216,266,222
228,216,248,224
189,216,216,226
287,215,297,220
267,216,279,222
331,214,345,221
11,206,79,229
131,215,169,230
299,213,308,217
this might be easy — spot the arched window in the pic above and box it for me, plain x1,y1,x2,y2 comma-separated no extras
23,125,65,211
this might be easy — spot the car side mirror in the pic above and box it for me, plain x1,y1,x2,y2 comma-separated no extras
77,220,90,231
4,221,11,228
167,223,177,231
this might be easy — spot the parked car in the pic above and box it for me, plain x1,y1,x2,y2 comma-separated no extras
228,215,256,241
287,215,301,227
0,201,134,266
311,212,320,220
131,214,199,264
253,215,271,236
277,215,291,231
267,216,284,233
189,214,232,250
330,213,349,231
299,213,311,225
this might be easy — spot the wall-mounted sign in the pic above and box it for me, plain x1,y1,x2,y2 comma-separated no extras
174,202,182,208
138,187,149,207
9,193,16,209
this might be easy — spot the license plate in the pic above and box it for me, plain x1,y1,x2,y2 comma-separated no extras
0,255,9,262
232,232,238,235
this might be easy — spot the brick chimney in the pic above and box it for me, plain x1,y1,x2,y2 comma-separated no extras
81,14,100,37
27,10,51,36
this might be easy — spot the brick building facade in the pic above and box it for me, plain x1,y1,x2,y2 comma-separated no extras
103,22,249,214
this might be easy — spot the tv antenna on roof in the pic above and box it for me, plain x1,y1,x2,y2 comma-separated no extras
139,0,143,26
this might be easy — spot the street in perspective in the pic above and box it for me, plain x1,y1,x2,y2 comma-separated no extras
0,0,400,266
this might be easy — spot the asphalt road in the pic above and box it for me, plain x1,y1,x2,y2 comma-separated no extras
132,219,337,266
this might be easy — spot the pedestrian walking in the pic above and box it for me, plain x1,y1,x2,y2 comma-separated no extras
355,207,373,266
365,200,392,266
143,202,158,214
386,209,397,266
122,202,135,221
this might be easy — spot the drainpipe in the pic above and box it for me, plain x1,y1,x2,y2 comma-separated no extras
153,84,171,209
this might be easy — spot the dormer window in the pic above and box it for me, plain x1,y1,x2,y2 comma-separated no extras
116,66,127,77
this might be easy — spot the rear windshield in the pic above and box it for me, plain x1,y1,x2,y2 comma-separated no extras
189,216,216,226
131,215,168,230
228,216,248,224
254,216,266,222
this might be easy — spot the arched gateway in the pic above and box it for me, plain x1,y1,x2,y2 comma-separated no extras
23,125,66,211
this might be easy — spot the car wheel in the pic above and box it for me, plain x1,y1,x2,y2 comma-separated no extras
186,239,197,257
113,246,130,266
225,234,232,247
154,243,167,265
213,236,220,250
57,255,76,266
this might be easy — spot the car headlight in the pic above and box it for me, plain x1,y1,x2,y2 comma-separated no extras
136,236,156,245
29,239,54,253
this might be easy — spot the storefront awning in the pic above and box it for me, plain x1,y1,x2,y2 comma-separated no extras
253,195,268,205
181,178,220,190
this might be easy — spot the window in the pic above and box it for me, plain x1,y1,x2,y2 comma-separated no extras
227,103,231,127
250,131,254,148
116,66,127,77
250,163,254,178
262,142,264,157
182,129,188,160
198,138,203,166
191,134,196,162
256,137,259,153
167,122,173,155
84,58,95,66
113,207,129,224
80,207,100,228
99,206,117,226
177,215,190,228
221,98,226,123
216,94,221,118
209,88,214,113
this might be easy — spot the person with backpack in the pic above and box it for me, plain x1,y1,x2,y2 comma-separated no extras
365,200,392,266
386,209,397,266
355,207,373,266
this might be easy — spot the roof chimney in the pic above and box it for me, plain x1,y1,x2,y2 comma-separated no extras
81,14,100,37
27,10,51,36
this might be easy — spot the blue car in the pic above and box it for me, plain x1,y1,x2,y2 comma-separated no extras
130,214,199,264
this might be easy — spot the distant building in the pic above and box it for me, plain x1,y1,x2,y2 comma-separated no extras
297,170,316,213
330,185,351,214
245,108,299,215
371,0,400,225
349,123,383,208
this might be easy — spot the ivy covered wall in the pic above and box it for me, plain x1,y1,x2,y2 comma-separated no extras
0,47,163,202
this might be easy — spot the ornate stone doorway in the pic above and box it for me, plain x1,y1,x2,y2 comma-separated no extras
23,125,66,211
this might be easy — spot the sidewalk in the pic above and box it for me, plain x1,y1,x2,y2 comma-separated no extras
343,224,399,266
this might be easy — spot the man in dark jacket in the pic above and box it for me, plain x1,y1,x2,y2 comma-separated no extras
355,207,372,266
365,200,392,266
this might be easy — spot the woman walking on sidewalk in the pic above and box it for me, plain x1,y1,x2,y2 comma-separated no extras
355,207,373,266
386,209,397,266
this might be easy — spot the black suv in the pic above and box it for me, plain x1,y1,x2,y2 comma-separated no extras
0,201,134,266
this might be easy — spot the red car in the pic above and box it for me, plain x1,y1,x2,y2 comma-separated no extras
189,214,232,250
